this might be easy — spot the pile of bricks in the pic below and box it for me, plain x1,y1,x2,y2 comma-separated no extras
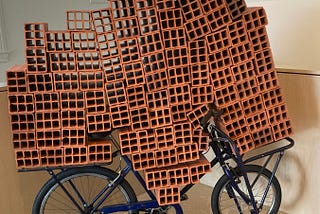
6,0,293,206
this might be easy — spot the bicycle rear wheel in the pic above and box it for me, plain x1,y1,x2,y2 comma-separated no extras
211,165,281,214
32,166,138,214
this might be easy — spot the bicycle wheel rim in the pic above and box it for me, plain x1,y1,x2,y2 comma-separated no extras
39,172,133,214
217,172,277,214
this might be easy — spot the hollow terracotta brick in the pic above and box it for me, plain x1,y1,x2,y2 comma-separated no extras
79,71,104,91
114,17,140,40
71,31,97,52
225,0,247,20
261,87,284,109
8,94,34,114
235,77,260,99
91,8,115,35
155,0,175,10
231,59,255,82
10,114,35,133
135,0,155,10
220,102,244,125
76,51,101,71
228,19,249,46
210,66,235,90
235,132,254,154
50,52,76,72
86,113,112,133
130,107,150,130
6,64,28,94
102,57,125,83
25,48,49,73
15,149,40,169
187,104,209,129
184,16,211,41
126,85,147,109
142,51,167,74
132,151,156,171
188,39,207,65
137,129,157,152
118,128,139,155
206,28,231,54
165,47,189,68
61,110,86,129
223,117,250,141
24,22,48,48
147,89,169,110
248,26,270,53
256,70,280,92
179,0,204,21
62,128,86,147
145,167,169,189
110,103,131,128
167,66,191,86
36,129,61,148
171,102,193,123
60,91,85,110
158,8,184,30
97,33,121,60
137,7,160,35
139,32,163,56
241,95,264,116
149,107,172,128
87,139,112,164
105,81,127,106
119,38,141,63
110,0,135,19
168,84,191,106
254,48,275,75
66,10,92,31
176,143,199,163
46,31,72,52
123,61,145,87
155,147,178,167
53,72,79,92
199,0,225,13
145,69,169,92
251,126,274,148
39,147,64,167
168,163,191,186
266,102,290,126
155,126,175,150
242,7,268,32
191,85,214,105
35,111,61,130
85,90,106,114
214,85,239,109
173,122,193,146
193,129,210,152
271,119,293,142
246,110,270,132
208,48,232,72
229,41,254,65
64,146,88,165
205,4,232,32
155,186,180,206
187,156,211,184
161,28,187,49
12,131,36,150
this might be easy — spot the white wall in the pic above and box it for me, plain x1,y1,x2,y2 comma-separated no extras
247,0,320,73
0,0,104,81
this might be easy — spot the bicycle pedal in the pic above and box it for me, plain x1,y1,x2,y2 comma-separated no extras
181,194,189,201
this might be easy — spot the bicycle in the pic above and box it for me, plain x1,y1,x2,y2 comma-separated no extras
30,109,294,214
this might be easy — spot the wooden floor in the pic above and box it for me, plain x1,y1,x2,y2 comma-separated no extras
138,184,287,214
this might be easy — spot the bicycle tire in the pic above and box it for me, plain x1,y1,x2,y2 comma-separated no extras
32,166,138,214
211,165,281,214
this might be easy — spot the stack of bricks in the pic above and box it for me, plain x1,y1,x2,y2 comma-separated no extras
6,0,293,206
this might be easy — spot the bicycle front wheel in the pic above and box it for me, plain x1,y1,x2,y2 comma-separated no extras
211,165,281,214
32,166,138,214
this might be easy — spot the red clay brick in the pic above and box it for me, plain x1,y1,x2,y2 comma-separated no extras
8,94,34,114
187,104,209,129
191,85,214,105
105,81,127,106
36,129,61,148
231,59,255,82
25,48,48,72
76,51,101,71
208,48,232,72
132,151,156,171
261,87,284,109
155,147,178,167
266,102,290,126
24,22,48,48
12,131,36,150
205,4,232,32
114,17,140,40
171,103,193,123
246,110,270,132
60,91,85,110
193,129,210,152
50,52,76,72
46,31,72,52
138,129,157,152
85,90,106,114
62,128,86,147
228,19,249,46
102,57,124,82
168,84,191,106
145,167,169,189
10,114,35,132
177,143,199,163
155,186,180,206
187,156,211,184
235,77,260,99
256,70,280,92
79,71,104,91
206,28,231,53
168,66,191,86
184,16,211,41
40,147,64,167
254,48,275,75
35,111,60,130
248,26,270,52
220,102,244,125
137,7,160,35
161,28,187,49
155,126,175,150
188,39,207,65
214,85,239,108
123,61,145,87
229,41,254,65
86,113,112,133
145,69,169,92
119,38,141,63
6,65,28,94
165,47,189,68
27,73,53,93
87,139,112,164
168,163,191,186
126,85,147,109
225,0,247,20
67,10,92,31
147,89,169,109
64,146,88,165
149,107,172,128
130,107,150,130
110,103,131,128
15,149,40,169
118,128,139,155
174,122,193,146
142,51,167,74
61,110,86,129
53,72,79,92
158,8,184,29
210,66,234,89
271,119,293,141
242,7,268,31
